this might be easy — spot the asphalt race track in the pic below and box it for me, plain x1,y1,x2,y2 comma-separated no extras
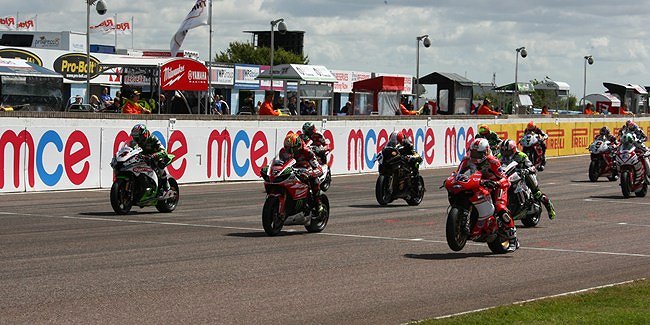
1,155,649,324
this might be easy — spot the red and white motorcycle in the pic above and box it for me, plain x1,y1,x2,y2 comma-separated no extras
615,134,648,198
588,138,618,182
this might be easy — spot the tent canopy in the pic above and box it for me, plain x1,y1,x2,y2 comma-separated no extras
352,76,404,92
418,72,473,86
534,80,570,91
0,58,62,78
494,82,535,93
256,64,337,83
585,93,621,106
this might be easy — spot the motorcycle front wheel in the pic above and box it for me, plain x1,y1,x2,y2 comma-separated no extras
262,197,283,236
621,172,632,198
305,194,329,233
445,207,468,251
320,169,332,192
588,160,599,182
406,175,425,206
110,178,133,215
375,175,393,206
156,178,180,213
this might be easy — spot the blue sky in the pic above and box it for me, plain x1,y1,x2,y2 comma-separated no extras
9,0,650,98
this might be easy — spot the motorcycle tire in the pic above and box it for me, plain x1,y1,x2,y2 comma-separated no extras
406,176,425,206
320,170,332,192
375,175,392,206
588,160,599,182
305,195,329,233
110,179,132,215
635,182,648,197
487,237,510,254
445,207,468,251
521,208,541,228
155,178,180,213
262,197,283,236
621,172,632,198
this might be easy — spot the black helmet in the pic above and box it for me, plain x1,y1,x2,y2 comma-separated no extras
599,126,610,136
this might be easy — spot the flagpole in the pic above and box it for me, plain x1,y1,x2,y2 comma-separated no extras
131,16,134,49
114,13,117,48
205,0,213,115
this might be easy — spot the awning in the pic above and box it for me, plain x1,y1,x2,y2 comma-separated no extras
256,64,337,83
418,72,474,86
494,82,535,93
99,56,208,91
534,80,570,91
585,93,621,106
0,58,62,78
352,76,404,92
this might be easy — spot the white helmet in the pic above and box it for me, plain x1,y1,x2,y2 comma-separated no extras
469,138,491,164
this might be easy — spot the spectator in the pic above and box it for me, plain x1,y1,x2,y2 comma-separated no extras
99,87,113,107
287,96,298,115
301,100,317,115
121,91,151,114
619,103,633,115
339,101,352,115
399,102,418,115
477,98,501,116
583,103,595,115
541,105,550,115
69,95,84,110
255,101,262,114
89,95,103,111
218,95,230,115
159,94,167,113
212,95,224,115
258,91,281,116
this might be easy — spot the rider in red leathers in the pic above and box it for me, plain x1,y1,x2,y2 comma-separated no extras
300,122,330,164
455,138,519,251
279,133,324,213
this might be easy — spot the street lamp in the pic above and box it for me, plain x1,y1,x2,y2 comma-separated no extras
513,46,527,113
86,0,108,105
583,55,594,108
415,34,431,113
269,18,287,95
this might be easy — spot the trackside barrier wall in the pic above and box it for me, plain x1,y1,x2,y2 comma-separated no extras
2,117,650,193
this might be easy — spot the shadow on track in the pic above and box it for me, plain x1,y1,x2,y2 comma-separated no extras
348,204,405,209
403,252,509,260
589,195,628,200
79,211,159,217
227,231,305,238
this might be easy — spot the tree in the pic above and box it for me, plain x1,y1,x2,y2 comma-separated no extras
214,41,309,65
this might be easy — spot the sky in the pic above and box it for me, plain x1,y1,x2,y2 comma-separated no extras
7,0,650,98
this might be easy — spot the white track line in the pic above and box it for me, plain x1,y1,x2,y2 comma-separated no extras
433,278,646,320
2,211,649,258
584,198,650,205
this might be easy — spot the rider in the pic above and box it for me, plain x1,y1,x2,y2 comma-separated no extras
129,124,173,198
595,126,619,180
618,120,648,143
455,138,519,251
278,133,324,214
388,130,423,175
619,121,650,180
524,121,549,170
300,122,330,164
499,139,556,220
476,124,501,152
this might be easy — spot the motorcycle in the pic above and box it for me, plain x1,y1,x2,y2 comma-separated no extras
304,138,332,192
615,139,648,198
588,138,617,182
505,165,543,228
375,144,425,206
260,158,330,236
520,133,545,171
443,161,518,254
110,144,179,214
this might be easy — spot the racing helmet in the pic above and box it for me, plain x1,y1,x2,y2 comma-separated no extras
500,139,517,157
625,120,638,131
621,133,635,145
527,121,536,131
131,124,150,143
469,138,490,164
599,126,610,136
478,124,490,136
283,133,303,155
302,122,316,137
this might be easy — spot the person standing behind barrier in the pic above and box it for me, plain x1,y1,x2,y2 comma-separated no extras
478,98,501,116
287,96,298,115
122,91,151,115
259,91,281,116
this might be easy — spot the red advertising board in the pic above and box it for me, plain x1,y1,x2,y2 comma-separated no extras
160,58,208,91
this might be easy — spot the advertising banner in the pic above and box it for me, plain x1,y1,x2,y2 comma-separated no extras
0,16,15,31
160,58,208,91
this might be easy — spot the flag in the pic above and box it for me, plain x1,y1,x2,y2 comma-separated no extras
89,17,115,34
0,16,16,31
115,20,132,35
16,15,36,31
170,0,209,57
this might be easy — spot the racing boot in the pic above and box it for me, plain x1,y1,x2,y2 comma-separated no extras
499,212,519,252
158,177,174,200
534,191,556,220
312,190,325,219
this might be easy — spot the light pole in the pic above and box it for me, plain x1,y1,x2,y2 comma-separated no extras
86,0,107,105
269,18,287,95
415,34,431,113
513,46,527,113
583,55,594,108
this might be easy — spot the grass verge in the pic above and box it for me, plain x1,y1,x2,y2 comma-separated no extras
418,278,650,324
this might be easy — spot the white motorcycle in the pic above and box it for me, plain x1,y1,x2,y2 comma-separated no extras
520,133,545,171
615,134,648,198
110,144,179,214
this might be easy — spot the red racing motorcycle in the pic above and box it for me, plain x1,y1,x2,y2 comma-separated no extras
443,162,517,254
260,158,330,236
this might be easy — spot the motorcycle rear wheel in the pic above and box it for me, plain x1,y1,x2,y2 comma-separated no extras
521,209,541,228
305,195,329,233
445,207,468,251
588,160,599,182
156,178,180,213
110,179,132,215
375,175,392,206
487,237,510,254
621,172,632,198
406,176,425,206
262,197,283,236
